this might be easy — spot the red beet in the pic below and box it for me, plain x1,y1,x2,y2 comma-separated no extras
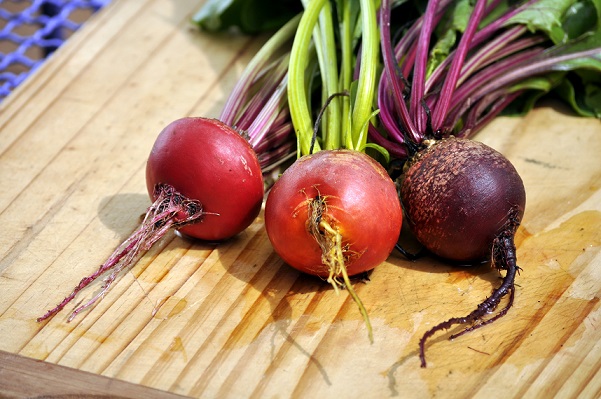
38,117,264,322
265,149,403,341
266,149,402,277
146,117,264,241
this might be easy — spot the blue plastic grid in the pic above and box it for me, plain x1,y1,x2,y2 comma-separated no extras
0,0,111,102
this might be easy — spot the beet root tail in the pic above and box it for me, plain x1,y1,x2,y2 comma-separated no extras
37,183,205,323
309,194,374,343
418,207,522,367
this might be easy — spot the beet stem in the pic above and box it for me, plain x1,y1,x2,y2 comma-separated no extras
418,207,521,367
430,0,487,131
410,0,439,134
379,0,418,142
37,184,206,323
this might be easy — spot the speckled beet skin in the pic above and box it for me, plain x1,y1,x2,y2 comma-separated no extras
400,137,526,263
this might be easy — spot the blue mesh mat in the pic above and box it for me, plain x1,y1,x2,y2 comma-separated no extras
0,0,111,102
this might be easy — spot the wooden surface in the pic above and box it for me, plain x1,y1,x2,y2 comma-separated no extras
1,0,600,398
0,350,188,399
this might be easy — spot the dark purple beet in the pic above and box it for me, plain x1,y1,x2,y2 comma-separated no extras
401,137,525,263
400,137,526,367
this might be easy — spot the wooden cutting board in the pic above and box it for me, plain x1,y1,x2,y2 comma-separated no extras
1,0,600,398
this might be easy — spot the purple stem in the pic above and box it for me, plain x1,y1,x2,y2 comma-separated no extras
220,55,266,126
378,87,407,144
473,47,601,98
379,0,418,141
446,48,544,121
424,27,530,103
368,124,408,158
461,90,523,136
394,0,453,76
259,140,295,171
410,0,440,134
248,72,289,147
236,55,289,132
431,0,488,131
253,114,292,154
456,28,542,86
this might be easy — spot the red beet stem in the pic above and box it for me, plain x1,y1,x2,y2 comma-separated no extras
37,183,207,323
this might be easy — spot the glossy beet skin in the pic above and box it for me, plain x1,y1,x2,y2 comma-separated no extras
400,137,526,263
146,117,264,241
265,149,403,277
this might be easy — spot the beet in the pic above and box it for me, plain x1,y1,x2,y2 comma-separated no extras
38,117,264,322
265,149,403,341
400,137,526,367
266,149,403,277
146,117,264,241
401,137,526,263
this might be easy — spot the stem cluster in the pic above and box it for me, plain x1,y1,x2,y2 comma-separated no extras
288,0,380,156
373,0,601,159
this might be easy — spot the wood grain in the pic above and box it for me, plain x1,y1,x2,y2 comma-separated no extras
0,350,188,398
1,0,600,398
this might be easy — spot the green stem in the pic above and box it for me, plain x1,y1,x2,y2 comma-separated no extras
289,0,327,156
221,14,301,126
339,1,353,151
314,1,342,150
349,0,379,151
289,0,379,155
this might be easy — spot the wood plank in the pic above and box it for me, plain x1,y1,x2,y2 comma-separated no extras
0,0,600,397
0,350,189,398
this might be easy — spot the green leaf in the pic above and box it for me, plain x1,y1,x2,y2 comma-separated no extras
504,31,601,117
583,82,601,116
562,0,599,39
193,0,239,32
509,71,566,92
547,30,601,70
581,69,601,115
555,70,601,117
480,0,513,27
506,0,578,43
193,0,302,34
504,72,566,114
